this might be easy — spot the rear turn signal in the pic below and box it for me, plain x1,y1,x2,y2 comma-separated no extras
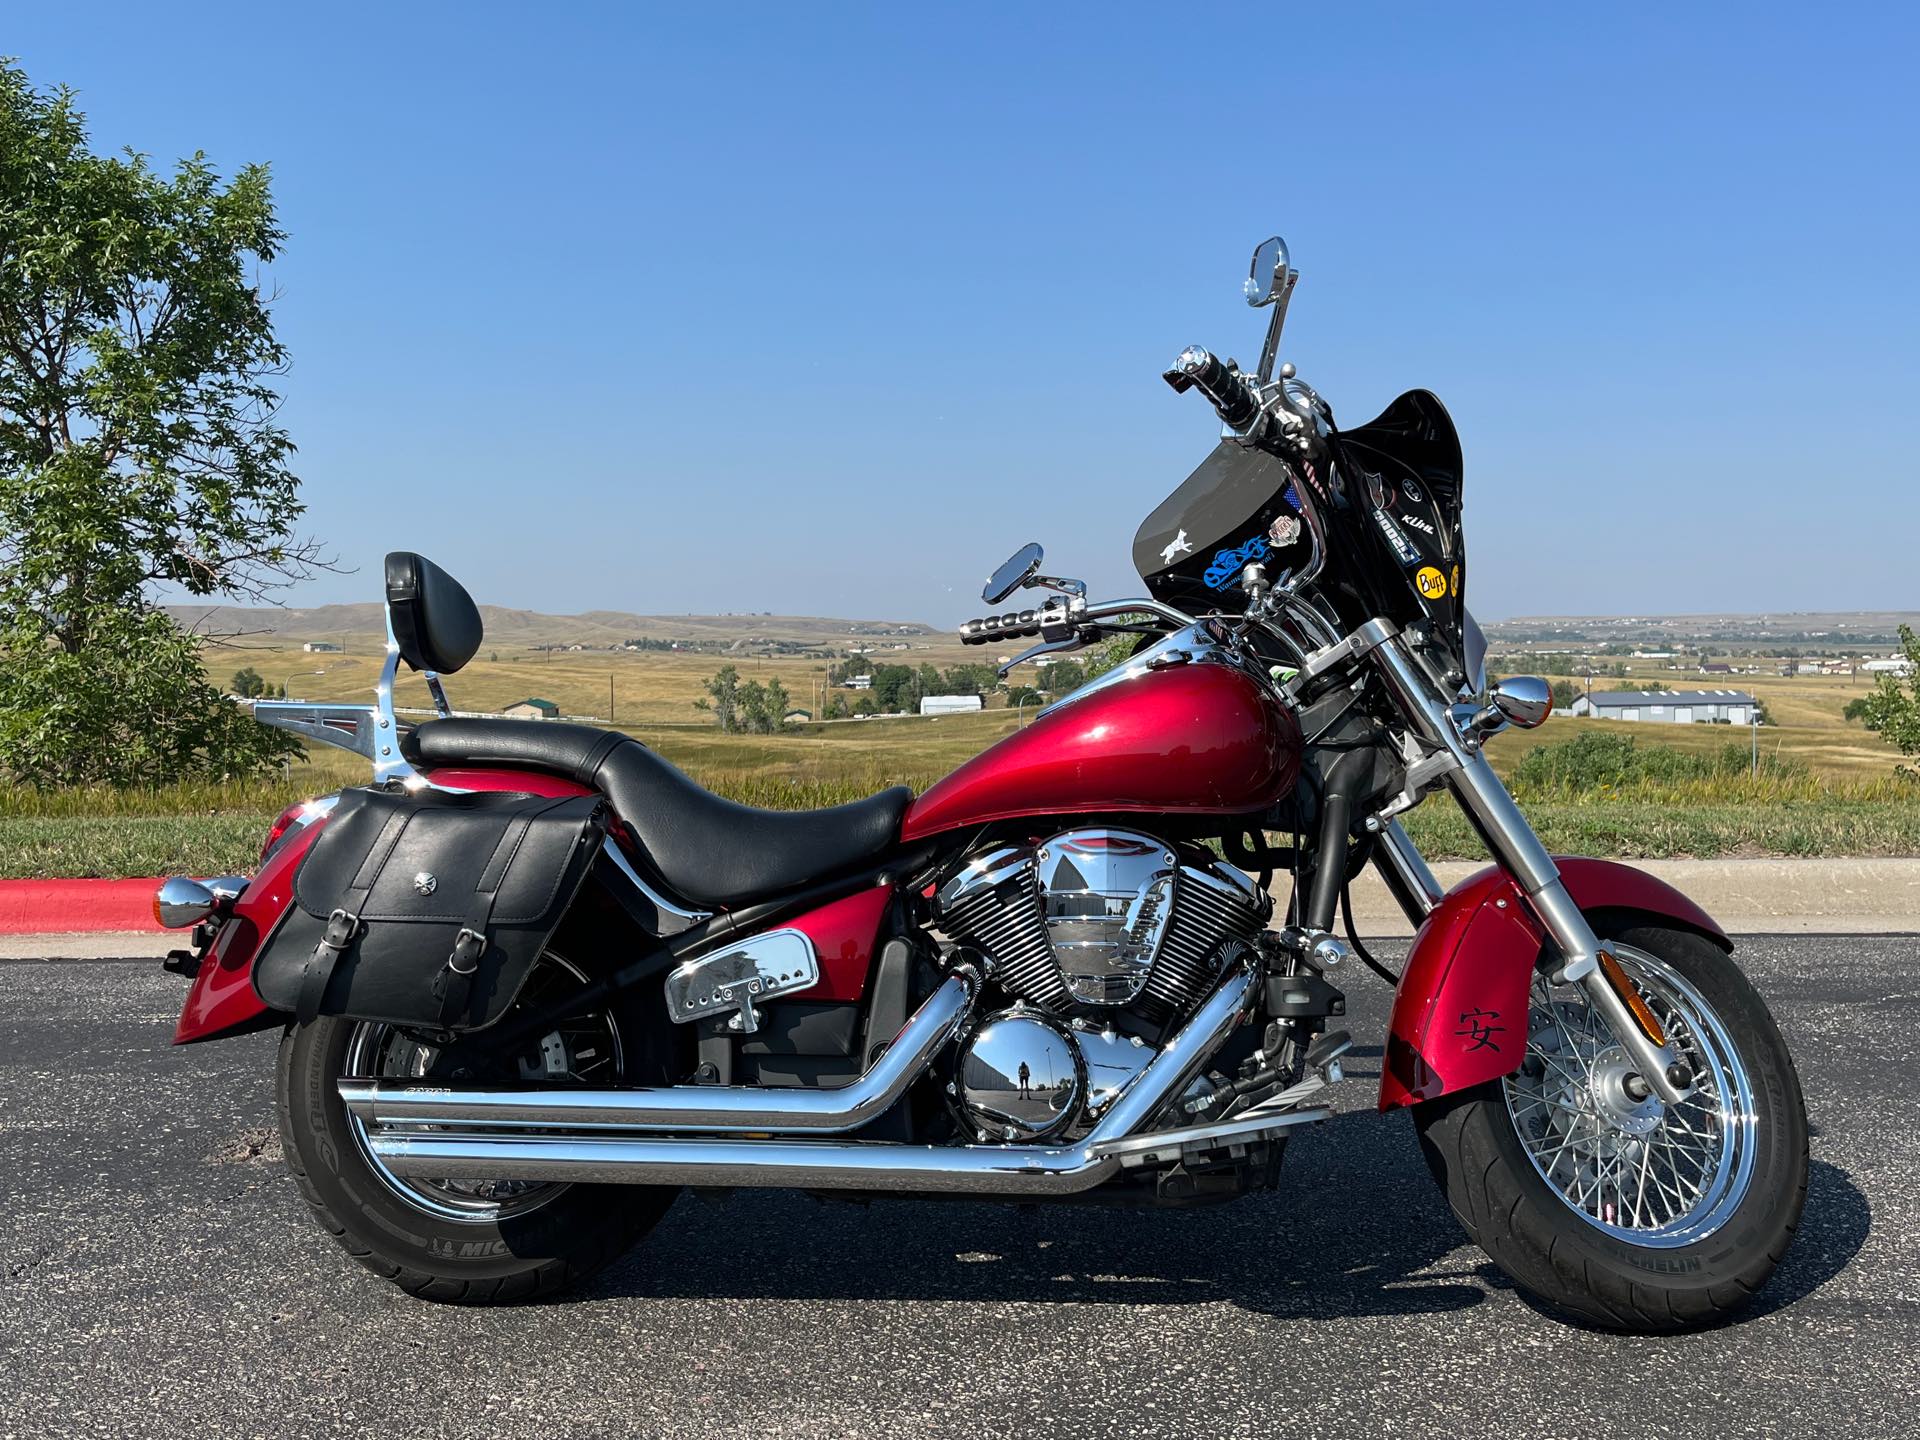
153,877,217,930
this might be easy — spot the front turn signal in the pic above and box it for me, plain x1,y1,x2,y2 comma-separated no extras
1598,946,1669,1049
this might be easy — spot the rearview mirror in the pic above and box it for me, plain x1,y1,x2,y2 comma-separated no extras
1245,236,1290,307
983,542,1044,604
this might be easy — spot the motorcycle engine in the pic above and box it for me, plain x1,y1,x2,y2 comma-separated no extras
936,827,1270,1137
937,827,1269,1017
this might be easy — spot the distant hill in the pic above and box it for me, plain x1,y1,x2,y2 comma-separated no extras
164,601,939,650
1482,610,1920,651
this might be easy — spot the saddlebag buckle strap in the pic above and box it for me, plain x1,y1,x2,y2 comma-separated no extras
296,907,363,1026
429,807,536,1028
447,926,487,976
430,924,489,1028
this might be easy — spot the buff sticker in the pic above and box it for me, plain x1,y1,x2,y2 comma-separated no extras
1416,566,1448,600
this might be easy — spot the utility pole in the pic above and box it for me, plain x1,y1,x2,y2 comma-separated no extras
609,671,615,725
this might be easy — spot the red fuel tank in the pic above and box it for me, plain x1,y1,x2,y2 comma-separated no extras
901,660,1300,842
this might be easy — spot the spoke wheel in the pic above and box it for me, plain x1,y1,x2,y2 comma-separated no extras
342,951,623,1224
1502,944,1759,1247
1412,920,1807,1333
276,946,683,1304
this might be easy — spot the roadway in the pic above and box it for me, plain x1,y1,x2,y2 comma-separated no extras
0,935,1909,1438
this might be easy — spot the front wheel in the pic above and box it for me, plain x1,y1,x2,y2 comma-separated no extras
1413,922,1807,1332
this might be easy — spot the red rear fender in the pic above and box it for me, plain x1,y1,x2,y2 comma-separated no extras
172,820,321,1044
1377,858,1729,1110
172,767,601,1045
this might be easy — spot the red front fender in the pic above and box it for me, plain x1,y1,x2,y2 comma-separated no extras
1377,858,1730,1110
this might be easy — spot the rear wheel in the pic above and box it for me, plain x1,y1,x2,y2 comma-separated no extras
276,951,678,1304
1413,923,1807,1332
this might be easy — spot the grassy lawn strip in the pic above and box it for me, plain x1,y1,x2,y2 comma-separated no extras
0,815,277,880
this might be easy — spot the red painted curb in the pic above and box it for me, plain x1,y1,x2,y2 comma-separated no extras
0,878,165,935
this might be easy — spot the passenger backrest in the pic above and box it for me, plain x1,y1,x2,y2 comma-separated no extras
385,552,483,674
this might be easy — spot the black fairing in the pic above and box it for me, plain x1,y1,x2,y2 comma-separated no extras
385,551,484,674
1133,442,1314,615
1328,389,1467,646
1132,390,1466,654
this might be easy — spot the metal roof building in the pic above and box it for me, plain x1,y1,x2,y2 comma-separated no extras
1566,690,1757,725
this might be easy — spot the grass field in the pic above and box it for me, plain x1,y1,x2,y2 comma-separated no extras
3,707,1914,877
3,622,1914,878
208,631,990,727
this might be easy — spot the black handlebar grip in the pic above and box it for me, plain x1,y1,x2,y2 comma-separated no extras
1163,346,1261,431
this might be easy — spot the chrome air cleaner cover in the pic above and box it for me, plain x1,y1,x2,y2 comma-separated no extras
1035,829,1178,1004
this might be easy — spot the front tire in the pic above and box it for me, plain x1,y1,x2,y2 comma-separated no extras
275,951,679,1304
1413,922,1807,1332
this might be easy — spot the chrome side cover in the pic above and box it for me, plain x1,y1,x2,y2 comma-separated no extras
664,929,818,1034
958,1008,1085,1140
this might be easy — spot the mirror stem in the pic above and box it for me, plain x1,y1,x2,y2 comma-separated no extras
1255,270,1298,385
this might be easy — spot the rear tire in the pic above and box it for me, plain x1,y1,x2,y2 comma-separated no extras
275,951,679,1304
1412,923,1807,1332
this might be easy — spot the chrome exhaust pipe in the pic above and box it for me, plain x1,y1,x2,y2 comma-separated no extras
341,967,981,1136
368,964,1258,1196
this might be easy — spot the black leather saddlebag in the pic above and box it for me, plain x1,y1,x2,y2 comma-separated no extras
253,786,606,1032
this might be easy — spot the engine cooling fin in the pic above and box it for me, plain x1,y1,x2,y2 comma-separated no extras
936,831,1270,1023
1140,866,1269,1021
935,847,1071,1010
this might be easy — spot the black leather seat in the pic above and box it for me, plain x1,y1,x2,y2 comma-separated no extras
401,719,912,910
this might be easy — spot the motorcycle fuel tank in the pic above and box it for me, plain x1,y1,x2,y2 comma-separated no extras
901,660,1300,841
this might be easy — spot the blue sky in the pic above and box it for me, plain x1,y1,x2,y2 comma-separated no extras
9,4,1916,625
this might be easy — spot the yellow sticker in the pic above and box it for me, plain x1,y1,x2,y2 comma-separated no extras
1416,566,1448,601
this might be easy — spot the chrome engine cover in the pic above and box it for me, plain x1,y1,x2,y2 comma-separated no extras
935,827,1270,1017
958,1009,1085,1140
1035,830,1177,1004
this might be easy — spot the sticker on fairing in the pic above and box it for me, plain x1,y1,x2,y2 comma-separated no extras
1372,509,1421,566
1416,566,1448,600
1204,535,1270,589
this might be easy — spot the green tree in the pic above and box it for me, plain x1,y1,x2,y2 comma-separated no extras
1859,625,1920,776
868,664,915,713
229,666,266,699
695,665,792,733
1039,658,1086,693
0,608,288,787
1550,679,1580,711
694,664,742,730
0,61,313,785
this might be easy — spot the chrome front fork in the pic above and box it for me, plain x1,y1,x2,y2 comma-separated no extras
1365,629,1690,1105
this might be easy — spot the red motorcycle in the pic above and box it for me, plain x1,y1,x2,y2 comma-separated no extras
160,236,1806,1330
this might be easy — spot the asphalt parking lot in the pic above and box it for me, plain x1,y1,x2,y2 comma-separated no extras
1,935,1911,1440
